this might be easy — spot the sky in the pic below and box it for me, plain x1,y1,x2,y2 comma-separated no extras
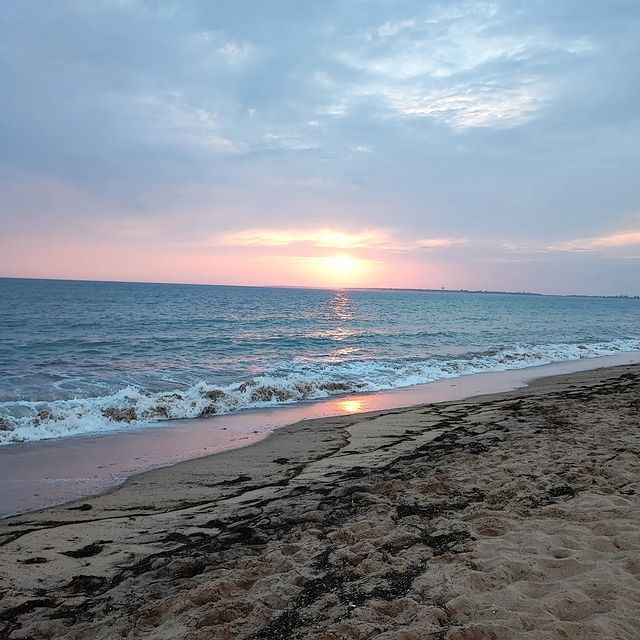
1,0,640,295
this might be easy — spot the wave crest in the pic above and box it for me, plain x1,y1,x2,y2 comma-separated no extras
1,338,638,444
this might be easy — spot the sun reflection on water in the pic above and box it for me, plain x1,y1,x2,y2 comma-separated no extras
313,290,360,349
330,290,354,321
338,398,365,414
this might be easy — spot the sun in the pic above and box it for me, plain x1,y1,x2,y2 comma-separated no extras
323,255,362,281
294,253,372,287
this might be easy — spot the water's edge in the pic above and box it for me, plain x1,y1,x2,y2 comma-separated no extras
2,351,640,519
2,338,638,446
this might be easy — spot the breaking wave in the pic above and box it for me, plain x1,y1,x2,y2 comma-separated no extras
1,338,639,445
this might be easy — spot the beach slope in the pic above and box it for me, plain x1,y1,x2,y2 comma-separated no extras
1,365,639,639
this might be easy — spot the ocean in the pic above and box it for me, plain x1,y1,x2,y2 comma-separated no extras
1,278,639,445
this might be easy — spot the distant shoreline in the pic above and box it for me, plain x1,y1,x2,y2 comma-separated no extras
350,286,640,299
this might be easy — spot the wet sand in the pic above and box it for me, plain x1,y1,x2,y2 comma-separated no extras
1,363,640,639
2,352,640,519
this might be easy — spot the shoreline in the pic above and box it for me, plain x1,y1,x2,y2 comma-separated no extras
2,351,640,519
1,362,639,638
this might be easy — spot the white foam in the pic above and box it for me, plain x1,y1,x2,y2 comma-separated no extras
1,338,639,445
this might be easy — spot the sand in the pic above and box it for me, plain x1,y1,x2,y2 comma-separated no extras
1,364,639,639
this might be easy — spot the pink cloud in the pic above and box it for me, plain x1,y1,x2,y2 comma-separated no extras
213,227,392,249
548,229,640,252
213,227,469,252
416,237,470,249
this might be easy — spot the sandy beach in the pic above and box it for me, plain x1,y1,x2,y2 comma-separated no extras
1,363,639,639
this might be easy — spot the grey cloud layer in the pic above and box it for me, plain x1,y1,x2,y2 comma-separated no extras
2,1,636,169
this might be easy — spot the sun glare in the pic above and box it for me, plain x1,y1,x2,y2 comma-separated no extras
324,254,362,280
292,253,374,287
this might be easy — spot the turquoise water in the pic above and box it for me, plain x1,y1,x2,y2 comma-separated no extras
1,278,639,444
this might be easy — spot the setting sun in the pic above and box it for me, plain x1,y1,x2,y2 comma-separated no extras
284,253,377,287
324,254,362,278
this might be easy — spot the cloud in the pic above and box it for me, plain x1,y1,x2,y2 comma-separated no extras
213,228,469,252
359,79,549,129
340,28,587,82
0,0,617,184
424,2,499,24
342,2,593,81
213,228,392,249
216,226,640,256
548,229,640,252
329,2,592,129
262,132,319,151
361,19,417,40
417,237,470,249
218,41,252,63
122,93,236,151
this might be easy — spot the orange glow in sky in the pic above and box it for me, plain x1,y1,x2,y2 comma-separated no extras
1,221,458,290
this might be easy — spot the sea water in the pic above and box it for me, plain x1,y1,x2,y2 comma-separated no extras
1,278,639,444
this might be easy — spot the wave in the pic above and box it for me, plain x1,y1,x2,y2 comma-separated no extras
1,338,638,445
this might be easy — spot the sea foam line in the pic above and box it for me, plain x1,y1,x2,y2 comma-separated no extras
1,339,638,445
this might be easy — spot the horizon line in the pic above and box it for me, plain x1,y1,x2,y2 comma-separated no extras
1,276,638,300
